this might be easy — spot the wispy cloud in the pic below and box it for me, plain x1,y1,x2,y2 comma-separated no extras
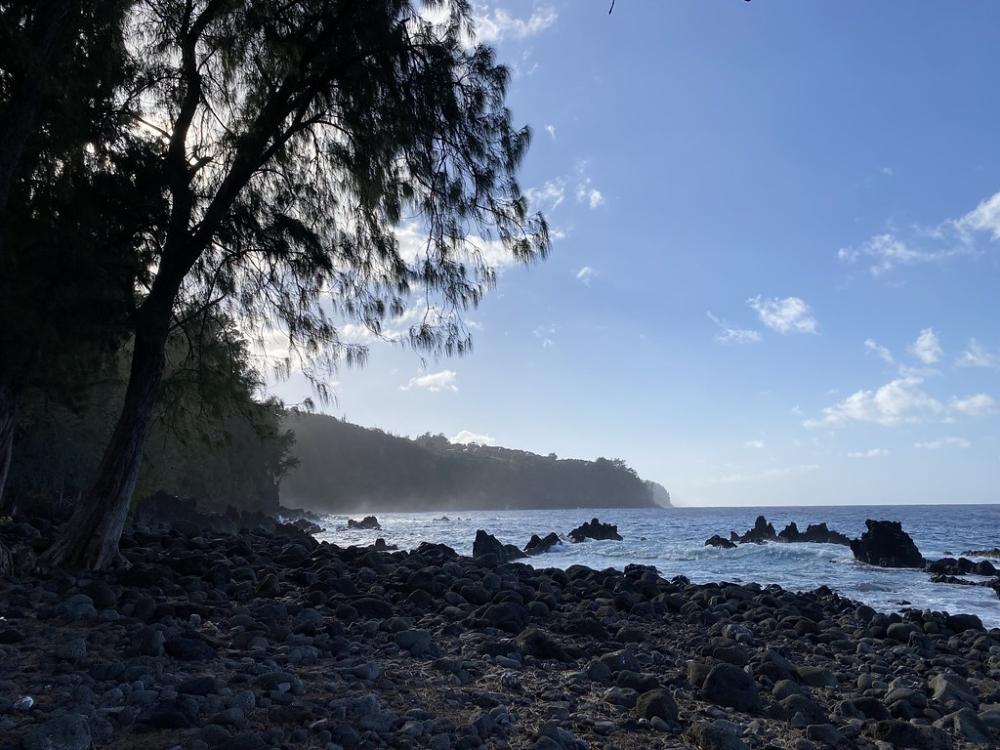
452,429,496,446
711,464,820,484
838,189,1000,276
745,439,765,449
915,436,971,450
473,5,558,44
864,338,895,365
956,339,1000,369
533,324,556,348
951,393,996,416
575,266,597,286
544,124,557,140
401,369,458,392
524,179,566,213
748,296,818,335
707,312,761,345
909,328,942,365
848,448,890,459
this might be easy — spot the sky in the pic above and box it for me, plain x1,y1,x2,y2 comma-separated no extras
264,0,1000,507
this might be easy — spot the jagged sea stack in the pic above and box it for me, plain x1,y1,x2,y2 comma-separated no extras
850,519,924,568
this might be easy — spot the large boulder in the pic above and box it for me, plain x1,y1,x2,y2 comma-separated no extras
568,518,622,543
850,520,924,568
700,663,760,713
347,515,380,530
472,530,525,562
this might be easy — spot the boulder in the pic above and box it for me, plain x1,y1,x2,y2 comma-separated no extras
850,519,924,568
23,714,92,750
700,663,760,713
472,530,525,562
568,518,622,543
524,532,561,555
705,534,737,549
347,515,380,530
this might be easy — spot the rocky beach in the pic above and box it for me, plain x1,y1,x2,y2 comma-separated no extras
2,503,1000,750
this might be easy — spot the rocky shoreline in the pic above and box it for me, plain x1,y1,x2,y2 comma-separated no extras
2,507,1000,750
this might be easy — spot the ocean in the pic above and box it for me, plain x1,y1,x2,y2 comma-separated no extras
309,504,1000,628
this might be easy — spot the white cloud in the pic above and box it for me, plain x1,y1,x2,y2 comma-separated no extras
394,221,521,273
880,166,894,176
951,393,996,416
956,339,1000,369
544,124,557,140
745,440,765,449
575,266,597,286
401,369,458,392
864,338,895,365
452,430,496,446
838,189,1000,276
524,179,566,212
848,448,890,459
748,296,818,335
578,185,605,209
909,328,942,364
804,376,944,428
712,464,820,484
958,191,1000,240
915,436,971,450
707,312,761,345
473,5,558,44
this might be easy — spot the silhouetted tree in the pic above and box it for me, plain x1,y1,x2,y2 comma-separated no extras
0,0,135,510
42,0,548,569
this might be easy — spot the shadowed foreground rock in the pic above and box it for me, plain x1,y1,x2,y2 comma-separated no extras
472,528,526,562
851,519,925,568
1,511,999,750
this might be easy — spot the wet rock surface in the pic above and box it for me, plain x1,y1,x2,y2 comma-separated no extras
346,515,381,530
851,519,926,569
568,518,622,543
2,514,1000,750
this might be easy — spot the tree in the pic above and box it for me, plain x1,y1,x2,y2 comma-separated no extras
42,0,549,569
0,0,136,510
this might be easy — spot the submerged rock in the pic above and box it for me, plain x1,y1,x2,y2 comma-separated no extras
962,547,1000,559
705,534,737,549
568,518,622,543
347,515,381,530
850,519,924,568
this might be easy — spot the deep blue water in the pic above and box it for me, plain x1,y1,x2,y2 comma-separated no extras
307,505,1000,627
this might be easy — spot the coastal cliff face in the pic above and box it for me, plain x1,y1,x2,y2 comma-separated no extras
1,510,998,750
281,413,669,513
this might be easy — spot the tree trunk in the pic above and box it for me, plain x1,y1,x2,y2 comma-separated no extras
0,382,18,516
40,308,170,570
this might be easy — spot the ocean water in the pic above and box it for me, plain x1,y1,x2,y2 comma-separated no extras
309,505,1000,628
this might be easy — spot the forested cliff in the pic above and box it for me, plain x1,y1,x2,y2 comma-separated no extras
281,413,670,513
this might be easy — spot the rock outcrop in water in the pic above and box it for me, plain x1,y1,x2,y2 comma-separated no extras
347,515,381,530
778,521,852,546
705,534,737,549
472,529,526,562
850,519,925,569
524,532,561,555
706,515,853,549
568,518,623,543
963,547,1000,559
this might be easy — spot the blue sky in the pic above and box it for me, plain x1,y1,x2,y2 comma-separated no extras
265,1,1000,506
